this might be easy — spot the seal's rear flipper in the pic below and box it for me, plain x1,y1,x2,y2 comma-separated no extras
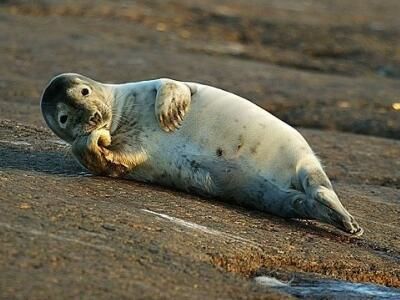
297,162,363,236
313,186,363,236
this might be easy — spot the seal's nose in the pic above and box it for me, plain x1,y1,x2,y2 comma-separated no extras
88,111,102,126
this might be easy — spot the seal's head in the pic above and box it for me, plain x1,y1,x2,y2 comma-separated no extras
40,73,112,144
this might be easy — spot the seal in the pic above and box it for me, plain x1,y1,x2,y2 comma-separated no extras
41,73,363,236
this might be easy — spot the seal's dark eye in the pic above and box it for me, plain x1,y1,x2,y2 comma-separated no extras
59,115,68,124
81,88,90,96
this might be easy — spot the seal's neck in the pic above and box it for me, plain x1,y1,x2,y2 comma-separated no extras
107,84,144,136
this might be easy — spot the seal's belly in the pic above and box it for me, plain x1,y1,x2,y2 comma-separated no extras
139,84,313,189
176,85,312,184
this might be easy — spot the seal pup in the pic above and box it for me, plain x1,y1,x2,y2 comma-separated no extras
41,73,363,236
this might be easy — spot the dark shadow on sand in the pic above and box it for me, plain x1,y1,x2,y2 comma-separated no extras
0,143,85,175
3,141,396,258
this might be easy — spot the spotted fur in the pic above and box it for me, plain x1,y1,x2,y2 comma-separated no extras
41,74,363,236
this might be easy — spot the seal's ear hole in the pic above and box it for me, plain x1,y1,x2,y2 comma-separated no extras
81,88,90,96
59,115,68,124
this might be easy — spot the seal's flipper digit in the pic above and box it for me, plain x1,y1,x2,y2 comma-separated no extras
155,79,191,132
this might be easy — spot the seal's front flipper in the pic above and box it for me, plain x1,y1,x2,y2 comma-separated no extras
155,79,192,132
71,129,129,177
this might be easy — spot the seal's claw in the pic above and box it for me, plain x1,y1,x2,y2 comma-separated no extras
350,226,364,237
155,80,191,132
342,214,363,236
172,118,180,130
177,113,183,123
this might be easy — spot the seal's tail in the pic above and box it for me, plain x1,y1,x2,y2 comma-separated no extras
296,158,363,236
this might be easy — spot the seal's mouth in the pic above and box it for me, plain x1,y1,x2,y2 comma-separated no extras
71,123,112,155
78,119,111,138
90,122,110,134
